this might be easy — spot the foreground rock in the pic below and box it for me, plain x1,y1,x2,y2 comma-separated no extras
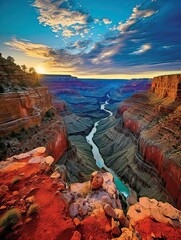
90,171,104,190
0,149,181,240
66,171,122,219
127,197,181,228
0,148,75,240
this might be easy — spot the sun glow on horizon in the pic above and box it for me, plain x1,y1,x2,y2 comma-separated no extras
35,66,46,74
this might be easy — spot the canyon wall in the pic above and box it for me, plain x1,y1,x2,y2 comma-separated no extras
0,87,52,137
0,87,69,162
118,74,181,209
151,74,181,101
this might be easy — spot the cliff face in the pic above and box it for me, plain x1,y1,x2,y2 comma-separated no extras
118,74,181,209
0,87,69,162
151,74,181,101
0,54,69,163
0,87,52,137
0,148,181,240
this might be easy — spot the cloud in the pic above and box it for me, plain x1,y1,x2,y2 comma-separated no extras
130,43,152,55
117,5,156,33
33,0,92,36
62,28,75,38
5,38,53,59
91,46,119,64
72,40,92,49
102,18,112,25
94,18,112,25
4,38,81,68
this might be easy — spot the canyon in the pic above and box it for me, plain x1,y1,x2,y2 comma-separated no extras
95,74,181,209
0,59,181,239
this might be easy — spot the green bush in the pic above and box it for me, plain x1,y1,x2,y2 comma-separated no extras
0,208,21,230
27,203,39,216
45,110,55,120
11,176,21,185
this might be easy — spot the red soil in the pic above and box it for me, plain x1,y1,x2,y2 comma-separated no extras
79,213,112,240
135,217,181,240
0,161,75,240
0,160,112,240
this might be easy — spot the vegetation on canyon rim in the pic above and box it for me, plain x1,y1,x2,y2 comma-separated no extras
0,208,21,232
0,53,42,92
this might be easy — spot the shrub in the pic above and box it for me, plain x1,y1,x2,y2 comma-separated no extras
27,203,39,216
11,176,21,185
45,109,54,119
0,208,21,230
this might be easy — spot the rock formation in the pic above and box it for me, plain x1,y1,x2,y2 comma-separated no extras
151,74,181,101
0,56,69,162
0,88,68,162
0,148,180,240
0,87,52,137
118,74,181,209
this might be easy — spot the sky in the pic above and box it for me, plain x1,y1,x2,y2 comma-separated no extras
0,0,181,79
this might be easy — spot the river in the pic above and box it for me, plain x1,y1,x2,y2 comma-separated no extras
86,94,129,198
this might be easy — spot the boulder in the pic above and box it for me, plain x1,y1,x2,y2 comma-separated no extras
127,197,181,228
103,204,117,219
111,218,121,236
71,230,82,240
73,217,81,227
114,209,129,227
25,196,35,204
7,199,16,206
44,156,54,166
50,172,60,179
112,227,140,240
90,172,104,190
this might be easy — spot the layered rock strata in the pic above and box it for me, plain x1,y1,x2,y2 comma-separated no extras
0,87,52,137
118,74,181,209
0,87,69,162
151,74,181,101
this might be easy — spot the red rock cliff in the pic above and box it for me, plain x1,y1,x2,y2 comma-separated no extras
118,74,181,209
0,87,52,136
0,87,69,162
151,74,181,101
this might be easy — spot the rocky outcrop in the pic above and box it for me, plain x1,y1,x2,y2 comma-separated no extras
117,74,181,209
0,149,180,240
0,81,68,162
114,197,181,240
0,147,75,240
0,87,52,137
151,74,181,101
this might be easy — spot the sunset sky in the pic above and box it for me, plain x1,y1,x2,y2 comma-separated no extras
0,0,181,78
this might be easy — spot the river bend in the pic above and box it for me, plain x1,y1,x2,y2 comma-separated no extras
86,94,129,197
